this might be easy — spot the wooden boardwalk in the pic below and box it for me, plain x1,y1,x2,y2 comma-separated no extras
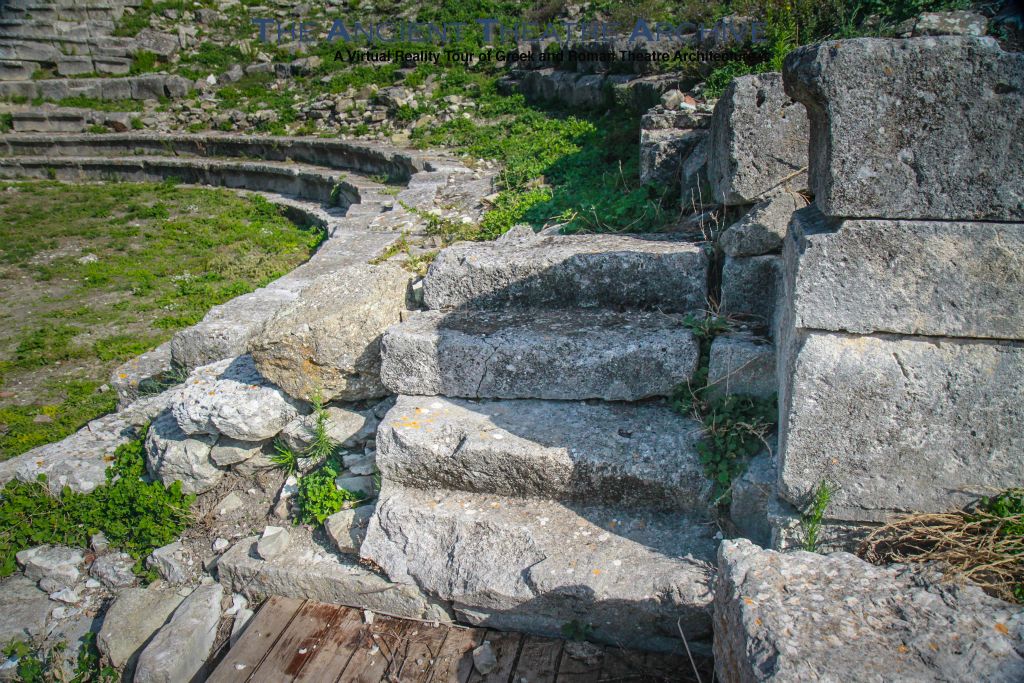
207,596,709,683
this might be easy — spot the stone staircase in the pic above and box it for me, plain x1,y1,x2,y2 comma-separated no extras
361,229,720,652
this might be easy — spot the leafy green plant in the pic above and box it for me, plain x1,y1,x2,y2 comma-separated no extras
295,456,364,525
801,481,836,552
0,429,194,579
0,113,12,133
561,619,595,641
270,440,301,476
695,395,776,499
130,50,160,75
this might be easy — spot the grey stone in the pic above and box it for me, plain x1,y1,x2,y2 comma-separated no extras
709,73,809,205
145,409,222,494
707,335,776,400
324,504,375,554
256,526,290,561
422,234,707,313
714,539,1024,683
778,331,1024,522
376,395,711,511
278,407,367,455
362,484,715,651
250,263,411,402
97,585,185,670
729,452,776,547
49,587,80,604
147,542,191,585
680,132,711,210
230,608,254,646
334,475,376,499
216,491,245,516
766,495,875,553
639,128,705,185
343,450,376,476
90,533,109,554
89,552,137,590
913,11,988,36
720,193,804,257
720,255,781,327
217,526,452,622
0,575,51,644
209,436,265,467
473,642,498,674
380,310,700,401
172,355,300,441
16,545,83,589
783,37,1024,221
134,584,224,683
784,206,1024,340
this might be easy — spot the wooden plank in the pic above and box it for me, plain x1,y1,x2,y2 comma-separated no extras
292,608,365,683
207,596,306,683
395,622,449,682
428,626,484,683
337,616,412,683
555,642,605,682
466,630,523,683
511,635,563,683
249,601,345,682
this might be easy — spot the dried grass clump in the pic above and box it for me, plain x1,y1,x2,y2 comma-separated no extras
860,489,1024,604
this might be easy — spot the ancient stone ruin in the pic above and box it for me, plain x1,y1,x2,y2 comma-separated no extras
0,1,1021,679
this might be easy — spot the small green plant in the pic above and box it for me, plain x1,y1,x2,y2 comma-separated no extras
695,395,776,500
0,113,12,133
86,124,108,134
131,117,145,130
295,456,363,525
270,440,301,476
130,50,160,75
561,619,594,641
801,481,836,552
306,392,338,463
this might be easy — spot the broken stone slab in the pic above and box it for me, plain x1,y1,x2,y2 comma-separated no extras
16,545,83,590
362,484,716,651
134,583,224,683
778,331,1024,522
639,128,705,185
720,255,781,328
376,395,712,512
278,407,367,455
719,193,804,257
728,452,776,547
97,584,185,671
380,309,700,401
249,262,411,402
783,36,1024,221
109,341,173,408
325,504,375,554
422,233,708,313
256,526,290,561
89,552,137,590
334,475,376,499
784,206,1024,340
0,574,52,645
714,539,1024,682
217,525,452,622
172,354,301,441
706,335,776,400
343,450,376,476
147,542,192,585
144,409,222,495
912,10,988,36
708,72,809,206
209,436,265,468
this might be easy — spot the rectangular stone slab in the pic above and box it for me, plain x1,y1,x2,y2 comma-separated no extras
785,207,1024,340
422,232,708,313
380,309,699,401
778,331,1024,522
784,36,1024,220
376,395,712,512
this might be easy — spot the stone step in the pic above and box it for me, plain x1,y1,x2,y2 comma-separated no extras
423,230,708,313
361,483,717,652
376,395,712,512
380,309,700,401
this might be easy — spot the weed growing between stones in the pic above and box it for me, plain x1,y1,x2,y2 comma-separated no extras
270,440,301,477
295,456,364,525
0,430,194,580
800,480,835,552
673,314,777,503
3,633,118,683
861,488,1024,604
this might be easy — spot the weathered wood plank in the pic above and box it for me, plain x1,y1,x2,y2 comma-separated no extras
292,608,365,683
207,596,305,683
555,643,604,682
337,616,411,683
249,601,344,682
428,627,484,683
395,623,449,682
466,630,523,683
512,635,563,682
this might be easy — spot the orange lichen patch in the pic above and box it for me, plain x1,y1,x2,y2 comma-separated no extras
754,618,762,626
118,373,128,379
103,454,115,462
394,419,422,429
592,569,601,576
743,597,755,606
995,623,1009,635
897,645,909,654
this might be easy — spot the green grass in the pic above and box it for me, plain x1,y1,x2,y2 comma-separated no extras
0,181,322,461
55,96,146,112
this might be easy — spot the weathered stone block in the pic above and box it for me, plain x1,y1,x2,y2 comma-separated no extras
720,193,804,257
779,331,1024,521
639,128,704,185
784,37,1024,220
380,309,699,401
714,539,1024,683
422,233,708,313
376,395,711,511
97,585,184,671
708,73,809,205
728,453,776,547
720,255,781,328
785,206,1024,340
145,409,222,494
706,335,776,399
250,263,411,402
134,584,223,683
